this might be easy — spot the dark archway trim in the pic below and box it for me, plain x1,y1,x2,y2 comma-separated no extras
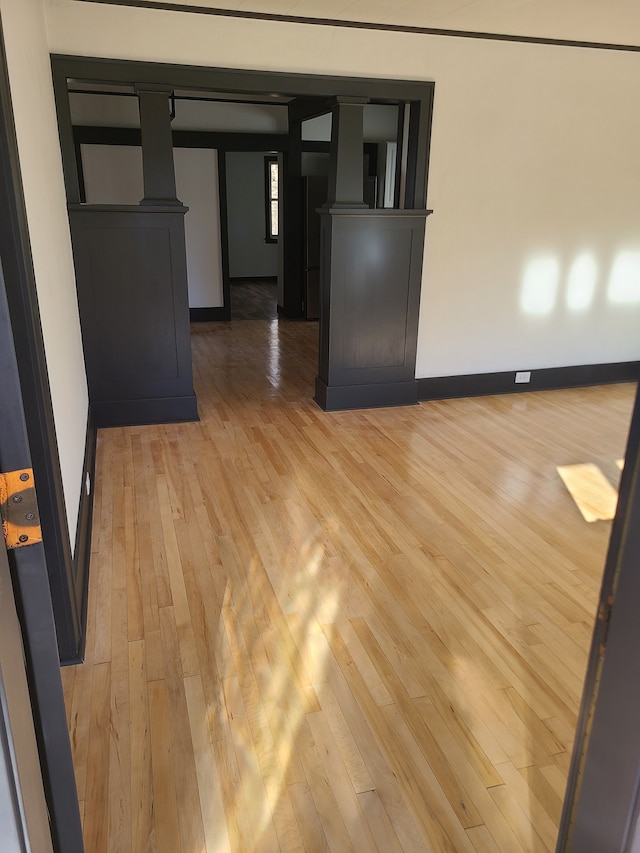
51,55,434,211
0,15,85,853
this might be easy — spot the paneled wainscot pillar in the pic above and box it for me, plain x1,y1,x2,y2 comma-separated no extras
68,84,197,427
315,208,431,411
69,204,197,426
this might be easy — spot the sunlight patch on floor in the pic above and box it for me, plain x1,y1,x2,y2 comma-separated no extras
556,463,619,522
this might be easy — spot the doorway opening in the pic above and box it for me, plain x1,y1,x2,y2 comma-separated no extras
52,57,433,425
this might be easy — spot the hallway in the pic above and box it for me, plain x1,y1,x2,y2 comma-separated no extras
61,314,635,851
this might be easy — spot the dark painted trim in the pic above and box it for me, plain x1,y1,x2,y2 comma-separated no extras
282,115,303,318
417,361,640,401
69,201,186,213
74,125,140,146
136,83,180,203
315,378,418,411
394,104,405,209
73,0,640,53
52,60,81,204
70,87,290,107
75,127,376,152
229,275,277,283
174,130,286,151
288,96,335,124
54,58,435,256
558,383,640,850
403,102,420,209
74,124,289,153
66,412,97,665
52,56,434,105
303,141,330,153
74,133,87,203
0,18,84,852
0,32,83,666
217,150,232,317
90,394,199,428
74,127,376,156
189,306,228,321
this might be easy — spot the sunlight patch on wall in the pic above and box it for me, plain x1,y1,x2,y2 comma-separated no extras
566,253,597,312
607,251,640,304
520,257,559,315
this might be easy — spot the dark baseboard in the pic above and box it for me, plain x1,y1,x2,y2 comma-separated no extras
229,276,277,283
314,378,418,411
91,394,199,428
277,303,305,320
417,361,640,401
61,411,97,665
190,306,229,322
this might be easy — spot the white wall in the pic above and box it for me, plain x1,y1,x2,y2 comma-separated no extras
173,99,287,133
81,143,142,203
80,144,224,308
226,151,278,278
1,0,89,546
38,2,640,379
70,92,140,127
174,148,224,308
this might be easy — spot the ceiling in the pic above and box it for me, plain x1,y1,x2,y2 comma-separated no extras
152,0,640,48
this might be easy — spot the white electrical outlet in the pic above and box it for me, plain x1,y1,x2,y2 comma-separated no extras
86,472,91,496
515,371,531,384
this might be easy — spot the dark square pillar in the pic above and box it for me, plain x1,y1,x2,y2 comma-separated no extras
135,84,180,206
327,97,369,208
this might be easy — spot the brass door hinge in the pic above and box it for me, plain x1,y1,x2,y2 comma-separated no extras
0,469,42,549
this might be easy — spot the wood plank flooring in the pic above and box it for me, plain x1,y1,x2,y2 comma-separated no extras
230,279,278,320
61,314,636,852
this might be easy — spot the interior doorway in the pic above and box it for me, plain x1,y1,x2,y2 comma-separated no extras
52,57,434,425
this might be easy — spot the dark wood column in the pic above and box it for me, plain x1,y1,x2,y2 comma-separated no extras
135,84,180,205
327,97,368,208
316,96,432,411
282,114,303,317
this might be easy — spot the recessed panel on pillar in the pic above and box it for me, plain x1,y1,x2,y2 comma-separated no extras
315,208,431,412
69,205,198,427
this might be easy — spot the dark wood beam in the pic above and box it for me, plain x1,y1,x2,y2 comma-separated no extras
282,115,303,317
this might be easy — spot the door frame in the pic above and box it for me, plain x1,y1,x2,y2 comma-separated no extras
556,383,640,851
0,541,53,853
0,15,84,852
0,38,90,665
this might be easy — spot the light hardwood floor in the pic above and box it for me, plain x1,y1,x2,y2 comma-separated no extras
61,315,636,852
